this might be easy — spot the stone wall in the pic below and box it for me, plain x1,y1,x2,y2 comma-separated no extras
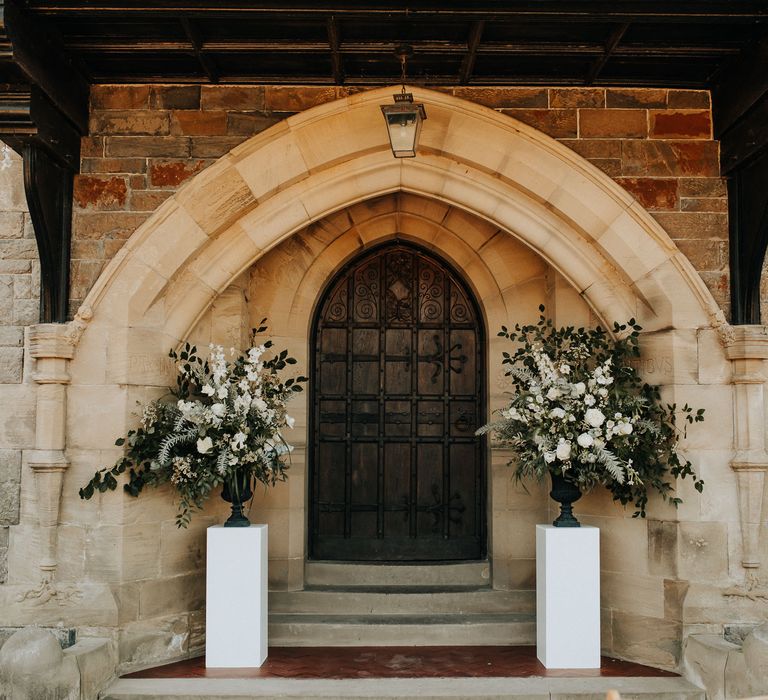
0,148,37,583
72,84,728,318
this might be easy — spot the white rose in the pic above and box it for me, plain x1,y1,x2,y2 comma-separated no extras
549,407,566,420
210,403,226,417
217,385,228,400
584,394,596,407
546,387,561,401
620,422,633,436
577,432,594,448
543,451,556,464
556,440,572,461
573,382,586,396
201,384,215,397
585,408,605,428
196,436,213,454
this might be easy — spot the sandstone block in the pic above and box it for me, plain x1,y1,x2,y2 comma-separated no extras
617,177,678,210
651,212,728,240
200,85,265,111
80,157,147,174
148,159,207,188
90,110,170,136
72,212,148,241
189,135,247,157
0,212,24,239
580,109,648,138
91,85,151,110
73,175,128,210
12,298,36,325
667,90,710,109
0,450,20,525
621,140,720,177
0,327,22,347
265,85,338,112
610,610,681,669
679,177,727,197
650,110,712,139
500,108,577,138
80,136,104,157
677,521,729,580
226,111,282,136
680,197,727,212
69,260,106,302
129,189,173,211
71,240,103,260
150,85,201,110
106,136,191,158
138,573,205,619
453,86,548,108
588,158,622,177
118,613,190,667
683,634,734,700
0,348,22,384
560,139,622,159
171,110,227,136
606,88,668,108
548,87,605,108
675,239,728,272
0,239,36,260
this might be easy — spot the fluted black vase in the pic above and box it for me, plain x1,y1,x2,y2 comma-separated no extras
221,470,253,527
549,471,582,527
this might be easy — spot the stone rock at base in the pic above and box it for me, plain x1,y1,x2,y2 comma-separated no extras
742,622,768,692
0,627,80,700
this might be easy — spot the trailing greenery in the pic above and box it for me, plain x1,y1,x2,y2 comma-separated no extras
477,306,704,517
79,321,307,527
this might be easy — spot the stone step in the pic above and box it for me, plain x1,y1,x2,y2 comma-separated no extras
304,561,491,588
268,612,536,646
269,588,535,615
103,675,705,699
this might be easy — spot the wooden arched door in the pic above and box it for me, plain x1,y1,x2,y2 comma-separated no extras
309,242,486,561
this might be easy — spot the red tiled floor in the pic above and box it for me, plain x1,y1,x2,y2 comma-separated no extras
124,646,679,680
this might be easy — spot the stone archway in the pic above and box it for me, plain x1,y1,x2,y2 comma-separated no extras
47,86,733,670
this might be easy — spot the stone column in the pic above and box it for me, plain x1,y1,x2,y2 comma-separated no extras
25,324,76,590
725,326,768,584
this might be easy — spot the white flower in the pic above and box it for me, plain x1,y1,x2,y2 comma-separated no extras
232,432,247,450
543,451,556,464
196,436,213,454
573,382,586,396
285,414,295,429
619,422,633,436
559,364,571,374
585,408,606,428
577,432,594,448
584,394,596,407
546,387,561,401
549,407,566,420
201,385,216,397
598,387,608,398
210,403,226,418
556,440,572,461
217,385,228,400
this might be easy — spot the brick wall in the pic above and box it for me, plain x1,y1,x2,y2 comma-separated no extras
0,147,37,582
73,85,728,317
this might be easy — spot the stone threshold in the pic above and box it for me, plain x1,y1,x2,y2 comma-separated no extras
103,675,704,699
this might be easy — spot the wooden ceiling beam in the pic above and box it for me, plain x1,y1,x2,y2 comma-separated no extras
26,1,768,23
180,16,219,83
326,16,343,85
458,20,484,85
584,22,630,85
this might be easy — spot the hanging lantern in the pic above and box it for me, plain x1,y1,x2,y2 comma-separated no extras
381,45,427,158
381,93,427,158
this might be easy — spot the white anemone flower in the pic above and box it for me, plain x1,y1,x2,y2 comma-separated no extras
196,436,213,454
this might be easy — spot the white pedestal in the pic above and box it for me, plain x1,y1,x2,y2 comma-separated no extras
536,524,600,669
206,524,268,668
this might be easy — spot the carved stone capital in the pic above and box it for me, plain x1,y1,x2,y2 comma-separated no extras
29,323,78,361
725,325,768,362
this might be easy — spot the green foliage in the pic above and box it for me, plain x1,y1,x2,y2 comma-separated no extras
483,305,704,517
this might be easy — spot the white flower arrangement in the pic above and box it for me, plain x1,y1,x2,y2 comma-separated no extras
477,307,704,516
80,323,307,527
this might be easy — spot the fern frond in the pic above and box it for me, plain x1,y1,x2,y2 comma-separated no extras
595,445,625,484
158,428,197,465
216,448,229,475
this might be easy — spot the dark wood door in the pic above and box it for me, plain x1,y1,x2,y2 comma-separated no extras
309,242,486,561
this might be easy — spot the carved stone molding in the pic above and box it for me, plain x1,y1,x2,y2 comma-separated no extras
725,325,768,579
25,323,77,587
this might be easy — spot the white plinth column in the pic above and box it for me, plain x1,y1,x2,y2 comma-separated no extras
206,525,268,668
536,524,600,669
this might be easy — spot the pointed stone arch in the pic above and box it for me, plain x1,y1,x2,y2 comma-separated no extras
75,86,723,388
